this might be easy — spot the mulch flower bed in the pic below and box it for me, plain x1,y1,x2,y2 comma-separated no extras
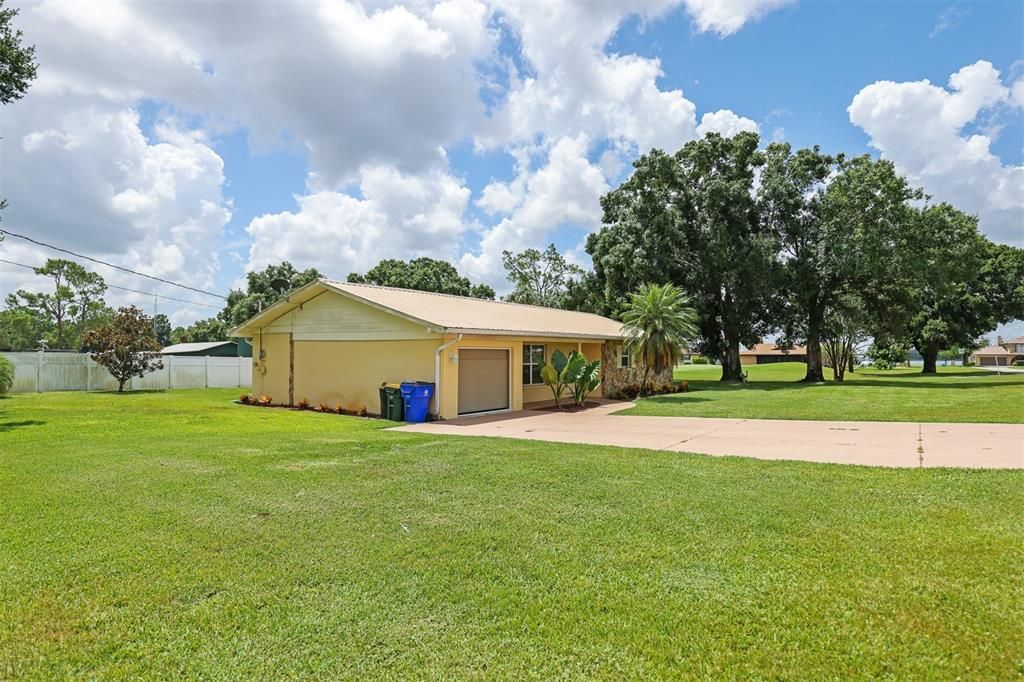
534,401,603,413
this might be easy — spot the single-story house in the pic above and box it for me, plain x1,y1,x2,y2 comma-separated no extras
739,343,808,365
161,340,252,357
970,344,1021,367
230,279,666,418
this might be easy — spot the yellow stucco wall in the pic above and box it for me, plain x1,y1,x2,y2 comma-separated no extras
434,336,606,418
251,332,291,402
293,339,437,413
248,293,612,418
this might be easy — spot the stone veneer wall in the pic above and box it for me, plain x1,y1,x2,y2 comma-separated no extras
601,342,674,398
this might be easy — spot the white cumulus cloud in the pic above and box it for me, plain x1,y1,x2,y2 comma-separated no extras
245,166,472,279
848,60,1024,245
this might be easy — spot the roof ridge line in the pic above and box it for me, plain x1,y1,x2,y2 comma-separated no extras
324,278,615,319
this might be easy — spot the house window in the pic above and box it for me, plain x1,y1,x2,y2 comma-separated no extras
619,346,631,369
523,344,545,385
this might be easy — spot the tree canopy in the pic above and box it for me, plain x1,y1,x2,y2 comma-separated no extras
760,146,922,380
592,132,775,381
171,317,230,345
83,306,163,392
621,284,699,394
5,259,110,349
502,244,584,308
152,314,172,347
903,208,1024,372
348,257,494,299
0,0,37,240
221,262,323,327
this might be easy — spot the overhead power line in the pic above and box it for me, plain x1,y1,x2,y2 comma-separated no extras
0,257,222,310
0,229,227,299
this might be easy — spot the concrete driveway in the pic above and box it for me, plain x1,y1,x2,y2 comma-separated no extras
391,401,1024,469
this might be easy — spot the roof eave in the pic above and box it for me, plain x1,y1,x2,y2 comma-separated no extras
446,327,624,341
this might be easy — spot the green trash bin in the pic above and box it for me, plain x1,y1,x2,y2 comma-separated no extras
379,382,404,421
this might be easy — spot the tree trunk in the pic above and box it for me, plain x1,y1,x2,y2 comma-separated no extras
118,378,126,392
833,346,847,382
640,366,651,397
920,343,939,375
720,332,744,382
802,305,826,383
803,335,826,382
848,354,855,374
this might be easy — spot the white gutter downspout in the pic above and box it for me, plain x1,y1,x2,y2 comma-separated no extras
434,332,462,418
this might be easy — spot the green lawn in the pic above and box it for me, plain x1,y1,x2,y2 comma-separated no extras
615,363,1024,423
1,390,1022,678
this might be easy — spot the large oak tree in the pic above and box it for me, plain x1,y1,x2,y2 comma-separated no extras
759,146,922,381
591,132,775,381
905,205,1024,373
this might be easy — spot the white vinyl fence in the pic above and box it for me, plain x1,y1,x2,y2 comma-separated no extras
2,352,252,393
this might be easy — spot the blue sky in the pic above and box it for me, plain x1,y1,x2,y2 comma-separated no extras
1,0,1021,337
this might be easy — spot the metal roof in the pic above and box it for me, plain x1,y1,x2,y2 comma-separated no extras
161,341,235,354
230,278,626,340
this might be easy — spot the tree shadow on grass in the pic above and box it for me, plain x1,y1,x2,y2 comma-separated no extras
92,389,169,395
633,395,715,406
0,419,45,432
672,376,1016,396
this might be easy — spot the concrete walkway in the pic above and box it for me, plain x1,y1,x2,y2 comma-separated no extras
391,402,1024,469
979,366,1024,374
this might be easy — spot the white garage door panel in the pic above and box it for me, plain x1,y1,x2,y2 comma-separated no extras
459,349,510,415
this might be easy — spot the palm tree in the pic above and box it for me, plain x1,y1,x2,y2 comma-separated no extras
621,284,699,396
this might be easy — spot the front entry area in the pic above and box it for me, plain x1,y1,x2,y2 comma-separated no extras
458,348,511,415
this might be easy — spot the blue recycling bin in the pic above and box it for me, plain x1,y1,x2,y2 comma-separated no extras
400,381,435,423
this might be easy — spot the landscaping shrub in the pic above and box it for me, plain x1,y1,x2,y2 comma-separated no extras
541,349,601,408
239,393,252,404
867,341,909,370
691,356,708,365
0,354,13,396
257,395,272,406
613,380,687,400
297,398,311,410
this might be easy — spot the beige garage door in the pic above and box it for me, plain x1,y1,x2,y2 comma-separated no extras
458,349,510,415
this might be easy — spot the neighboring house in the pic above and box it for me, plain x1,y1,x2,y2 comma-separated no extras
161,340,253,358
230,279,666,418
997,336,1024,355
739,343,808,365
971,336,1024,366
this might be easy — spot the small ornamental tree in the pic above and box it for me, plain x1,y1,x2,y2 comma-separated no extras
0,353,13,395
83,306,163,392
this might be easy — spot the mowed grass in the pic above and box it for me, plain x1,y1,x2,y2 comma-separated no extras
1,390,1022,678
616,363,1024,423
